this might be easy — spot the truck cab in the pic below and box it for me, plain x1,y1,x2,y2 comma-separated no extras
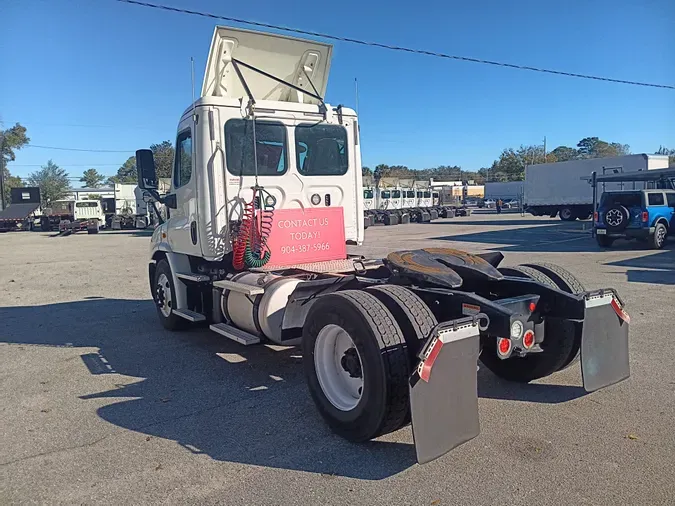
595,189,675,249
147,27,364,263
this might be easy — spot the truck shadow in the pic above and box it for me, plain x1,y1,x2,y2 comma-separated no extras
604,247,675,285
429,223,599,252
1,298,586,479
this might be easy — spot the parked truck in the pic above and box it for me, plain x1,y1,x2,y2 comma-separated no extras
0,187,42,232
101,183,149,229
136,25,631,465
41,199,106,233
524,154,669,221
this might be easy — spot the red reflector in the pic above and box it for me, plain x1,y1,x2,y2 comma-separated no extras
610,298,630,324
498,338,511,355
523,330,535,349
529,302,536,312
642,212,649,223
419,338,443,383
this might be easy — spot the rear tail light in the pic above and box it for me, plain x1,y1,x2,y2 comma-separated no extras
641,211,648,223
593,211,598,222
522,330,535,349
497,338,512,357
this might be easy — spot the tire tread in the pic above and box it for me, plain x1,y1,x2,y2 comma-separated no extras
331,290,410,437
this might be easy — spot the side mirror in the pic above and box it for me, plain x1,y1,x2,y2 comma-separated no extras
136,149,158,190
164,193,178,209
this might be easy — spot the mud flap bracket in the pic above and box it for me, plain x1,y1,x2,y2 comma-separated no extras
409,316,482,464
581,291,630,392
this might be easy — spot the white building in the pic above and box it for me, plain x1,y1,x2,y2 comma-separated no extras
65,187,115,200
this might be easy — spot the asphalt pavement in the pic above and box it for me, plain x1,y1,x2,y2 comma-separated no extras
1,212,674,505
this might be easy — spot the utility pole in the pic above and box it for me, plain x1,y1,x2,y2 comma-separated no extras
0,133,6,211
354,78,359,116
543,135,547,162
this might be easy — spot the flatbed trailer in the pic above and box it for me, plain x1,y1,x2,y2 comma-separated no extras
135,26,631,464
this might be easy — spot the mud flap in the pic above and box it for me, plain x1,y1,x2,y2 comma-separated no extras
581,292,630,392
409,318,481,464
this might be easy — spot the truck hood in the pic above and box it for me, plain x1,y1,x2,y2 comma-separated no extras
202,26,333,105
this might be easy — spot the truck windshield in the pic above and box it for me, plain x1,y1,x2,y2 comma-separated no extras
600,193,642,208
296,124,348,176
76,202,98,208
381,191,391,199
406,191,415,198
392,190,401,198
364,189,374,199
423,191,431,198
225,119,287,176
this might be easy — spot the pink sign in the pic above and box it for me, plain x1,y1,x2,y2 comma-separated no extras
264,207,347,267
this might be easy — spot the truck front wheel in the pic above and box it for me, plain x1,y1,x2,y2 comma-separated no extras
302,290,410,442
153,259,188,331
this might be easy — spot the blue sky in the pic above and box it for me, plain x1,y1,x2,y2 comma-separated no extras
2,0,674,181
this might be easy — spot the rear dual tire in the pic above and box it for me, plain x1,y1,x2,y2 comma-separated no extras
302,287,436,441
481,263,584,382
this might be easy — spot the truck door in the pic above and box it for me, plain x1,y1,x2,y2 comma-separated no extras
166,123,201,256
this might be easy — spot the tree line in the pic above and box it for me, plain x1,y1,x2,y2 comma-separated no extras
1,122,175,206
364,137,675,184
3,122,674,206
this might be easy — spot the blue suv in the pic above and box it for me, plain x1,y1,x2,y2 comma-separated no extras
596,189,675,249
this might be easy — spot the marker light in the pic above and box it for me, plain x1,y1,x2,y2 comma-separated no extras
311,193,321,205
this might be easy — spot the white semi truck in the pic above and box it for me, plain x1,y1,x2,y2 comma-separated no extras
524,154,669,221
100,183,150,229
137,26,631,464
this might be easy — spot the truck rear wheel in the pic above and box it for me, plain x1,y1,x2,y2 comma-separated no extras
365,285,438,362
40,216,51,232
302,290,410,441
153,259,188,331
559,207,576,221
520,262,584,371
481,266,577,382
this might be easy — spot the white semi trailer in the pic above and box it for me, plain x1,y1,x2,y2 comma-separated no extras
137,26,631,464
524,155,669,221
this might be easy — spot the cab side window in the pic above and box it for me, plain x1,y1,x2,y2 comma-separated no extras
667,193,675,207
174,130,193,188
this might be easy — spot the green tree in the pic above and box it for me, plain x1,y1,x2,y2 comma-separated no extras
80,168,106,188
361,166,372,177
151,140,175,179
576,137,630,158
107,156,137,185
548,146,578,162
655,146,675,166
27,160,71,206
2,168,24,205
1,123,30,206
87,194,102,200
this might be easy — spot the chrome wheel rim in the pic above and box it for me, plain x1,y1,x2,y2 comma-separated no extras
156,273,172,318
